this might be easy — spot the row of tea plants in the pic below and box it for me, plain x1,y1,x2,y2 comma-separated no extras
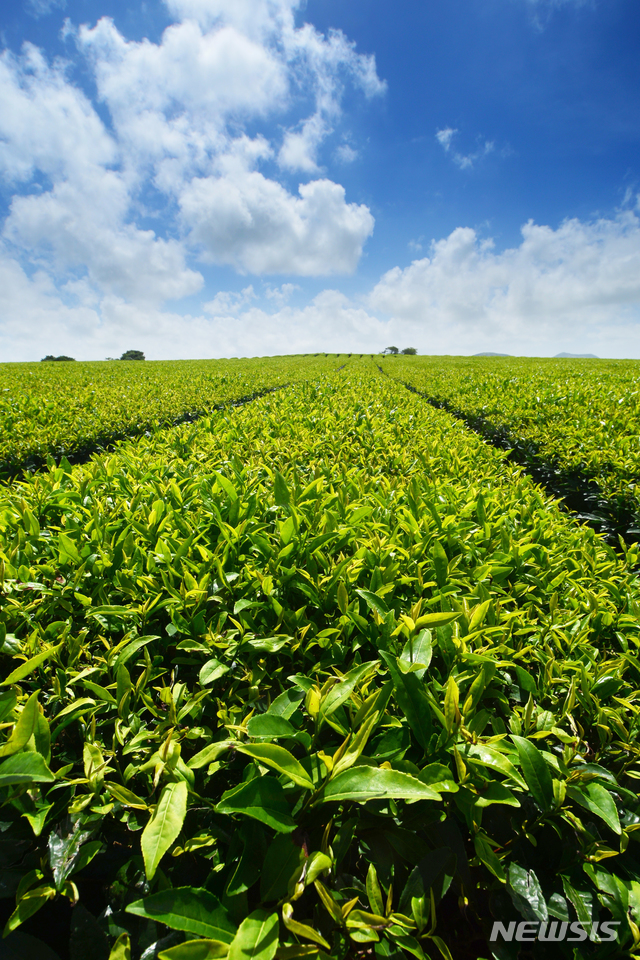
380,354,640,533
0,355,339,479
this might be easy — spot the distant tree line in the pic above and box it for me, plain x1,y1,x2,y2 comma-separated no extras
119,350,145,361
383,346,417,355
41,351,146,362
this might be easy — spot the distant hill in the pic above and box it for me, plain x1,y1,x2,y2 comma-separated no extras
473,352,511,357
554,352,599,359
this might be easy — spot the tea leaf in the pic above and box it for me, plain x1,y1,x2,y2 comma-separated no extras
216,777,296,833
511,736,554,813
159,942,230,960
322,766,441,803
2,644,62,686
566,782,621,835
0,752,55,786
142,781,189,880
127,887,235,942
228,909,279,960
234,744,313,790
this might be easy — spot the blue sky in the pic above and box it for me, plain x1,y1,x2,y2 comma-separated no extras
1,0,639,359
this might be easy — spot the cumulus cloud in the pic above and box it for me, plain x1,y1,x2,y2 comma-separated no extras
180,171,374,274
4,171,202,304
203,285,256,315
77,15,287,180
0,0,383,355
4,208,640,361
279,115,328,173
0,44,115,183
265,282,299,305
163,0,300,38
76,4,384,186
0,246,385,361
192,288,387,357
369,212,640,355
0,43,201,305
0,251,101,361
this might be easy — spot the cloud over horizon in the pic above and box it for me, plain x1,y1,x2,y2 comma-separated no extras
369,209,640,355
0,0,384,357
4,200,640,361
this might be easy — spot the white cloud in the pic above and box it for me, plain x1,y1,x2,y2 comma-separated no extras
25,0,66,18
0,252,101,361
453,141,494,170
276,22,385,173
162,0,300,39
265,282,299,305
335,143,358,164
197,289,387,357
436,127,495,170
0,0,383,341
4,209,640,362
0,0,384,357
278,114,327,173
180,172,374,275
77,16,287,178
203,285,256,315
0,44,116,183
0,0,384,360
0,43,201,305
369,212,640,354
4,169,203,304
0,248,385,360
77,6,384,184
436,127,456,152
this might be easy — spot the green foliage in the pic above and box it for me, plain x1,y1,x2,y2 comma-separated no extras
0,355,339,479
381,352,640,528
120,351,146,361
0,357,640,957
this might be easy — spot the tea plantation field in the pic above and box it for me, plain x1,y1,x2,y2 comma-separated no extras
1,355,640,960
380,355,640,543
0,355,339,480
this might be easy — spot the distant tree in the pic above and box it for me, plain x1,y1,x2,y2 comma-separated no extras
383,346,399,355
120,350,145,361
401,347,418,355
41,355,75,361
